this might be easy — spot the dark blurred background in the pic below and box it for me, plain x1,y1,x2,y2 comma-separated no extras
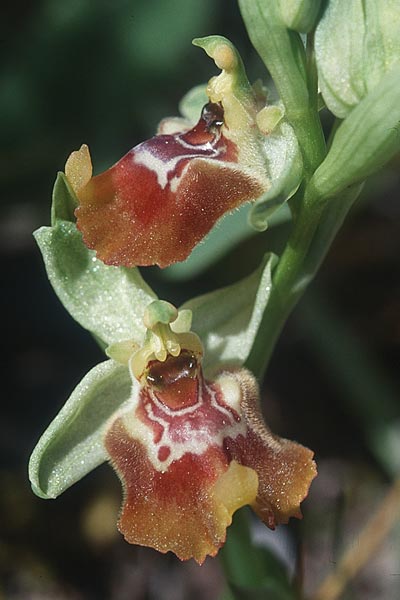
2,1,400,599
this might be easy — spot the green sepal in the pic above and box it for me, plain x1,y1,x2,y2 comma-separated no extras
308,66,400,200
34,220,156,347
29,360,132,499
315,0,400,118
182,254,276,374
250,120,303,231
179,83,208,124
144,300,178,328
50,172,78,226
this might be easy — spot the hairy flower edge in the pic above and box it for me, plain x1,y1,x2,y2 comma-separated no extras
104,302,317,563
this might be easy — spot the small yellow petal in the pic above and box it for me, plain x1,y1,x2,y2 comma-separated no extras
65,144,93,196
214,460,258,517
256,105,284,135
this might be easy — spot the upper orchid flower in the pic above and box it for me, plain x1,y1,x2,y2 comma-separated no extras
64,36,302,268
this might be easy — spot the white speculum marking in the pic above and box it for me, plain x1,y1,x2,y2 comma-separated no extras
122,373,246,472
132,135,225,191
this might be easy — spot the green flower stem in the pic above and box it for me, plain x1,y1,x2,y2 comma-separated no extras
239,0,326,177
246,184,363,380
220,508,267,588
306,32,318,114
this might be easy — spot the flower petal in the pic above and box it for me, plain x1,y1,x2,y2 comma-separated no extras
74,105,264,268
105,348,260,562
106,418,257,563
224,370,317,528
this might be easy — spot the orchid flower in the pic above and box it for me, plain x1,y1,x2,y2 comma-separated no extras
30,295,316,564
64,36,302,268
106,301,316,563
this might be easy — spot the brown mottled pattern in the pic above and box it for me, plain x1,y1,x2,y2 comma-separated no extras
224,369,317,528
105,418,230,564
76,158,263,268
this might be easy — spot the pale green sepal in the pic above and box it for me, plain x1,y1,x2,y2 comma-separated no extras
170,309,192,333
250,121,303,231
315,0,400,118
279,0,321,33
179,83,208,124
29,360,132,499
34,221,156,346
181,254,276,373
50,172,78,226
308,67,400,200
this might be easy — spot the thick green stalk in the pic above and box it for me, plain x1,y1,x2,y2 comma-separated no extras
246,184,363,379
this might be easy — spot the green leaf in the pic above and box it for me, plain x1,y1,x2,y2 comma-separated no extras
34,219,156,347
228,581,295,600
29,360,132,499
220,509,295,600
308,66,400,200
315,0,400,118
182,254,276,373
250,120,303,231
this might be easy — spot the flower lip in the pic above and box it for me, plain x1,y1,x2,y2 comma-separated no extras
65,37,273,269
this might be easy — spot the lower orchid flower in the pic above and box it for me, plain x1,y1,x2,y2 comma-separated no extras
105,301,316,563
30,294,316,564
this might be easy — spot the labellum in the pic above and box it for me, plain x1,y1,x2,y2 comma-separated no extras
65,37,272,268
105,301,317,563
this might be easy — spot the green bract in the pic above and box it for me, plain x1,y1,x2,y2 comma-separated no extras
29,172,277,500
239,0,326,176
308,66,400,200
315,0,400,118
279,0,321,33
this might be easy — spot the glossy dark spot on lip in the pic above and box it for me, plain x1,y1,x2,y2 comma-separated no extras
201,102,224,130
146,351,198,389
